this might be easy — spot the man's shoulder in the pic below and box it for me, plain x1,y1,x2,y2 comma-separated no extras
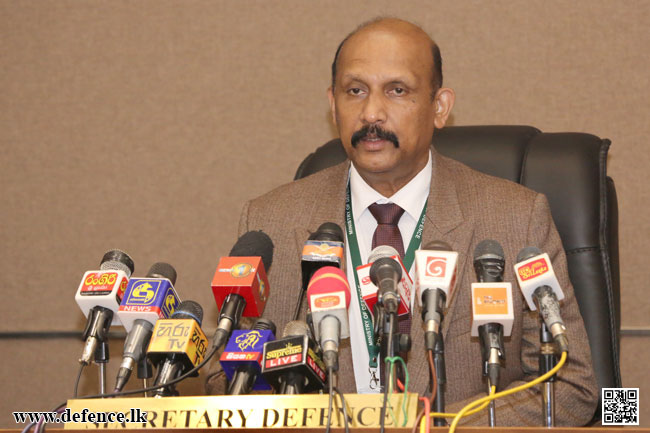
439,153,540,205
248,160,349,208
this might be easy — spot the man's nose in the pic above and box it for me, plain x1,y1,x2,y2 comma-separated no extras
360,92,387,124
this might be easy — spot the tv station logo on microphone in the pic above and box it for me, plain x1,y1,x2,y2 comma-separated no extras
313,295,341,309
236,330,262,350
78,271,129,301
425,256,447,278
220,328,275,389
119,278,179,317
128,281,157,305
516,257,549,281
473,286,509,315
301,240,344,265
148,319,208,367
264,341,303,368
230,263,253,278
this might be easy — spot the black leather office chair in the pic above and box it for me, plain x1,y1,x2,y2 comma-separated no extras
295,125,620,423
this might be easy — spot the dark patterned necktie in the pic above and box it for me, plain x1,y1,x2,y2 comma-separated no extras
368,203,406,258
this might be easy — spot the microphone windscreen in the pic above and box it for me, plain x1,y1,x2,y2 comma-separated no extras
422,240,452,251
146,262,177,285
309,222,344,242
306,266,351,308
368,245,399,263
282,320,311,338
517,246,543,263
230,231,274,271
254,318,277,334
473,239,504,262
172,300,203,325
100,249,135,276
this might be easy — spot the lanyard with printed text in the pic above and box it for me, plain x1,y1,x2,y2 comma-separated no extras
345,182,427,368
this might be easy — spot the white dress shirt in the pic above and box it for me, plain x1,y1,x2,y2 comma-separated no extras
345,151,432,393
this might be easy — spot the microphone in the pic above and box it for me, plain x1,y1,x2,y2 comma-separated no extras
306,266,351,372
471,240,513,400
355,245,413,317
369,247,402,315
414,241,458,348
474,239,506,282
147,300,209,397
219,318,277,395
211,231,274,350
514,247,568,352
302,223,344,289
75,249,135,365
294,223,344,320
261,320,327,394
114,262,181,392
415,241,457,425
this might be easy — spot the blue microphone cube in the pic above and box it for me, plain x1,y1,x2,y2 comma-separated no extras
219,329,275,391
117,278,180,332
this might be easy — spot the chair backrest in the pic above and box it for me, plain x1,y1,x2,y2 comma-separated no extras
295,125,621,422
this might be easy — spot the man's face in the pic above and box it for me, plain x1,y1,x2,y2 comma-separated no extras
328,25,452,188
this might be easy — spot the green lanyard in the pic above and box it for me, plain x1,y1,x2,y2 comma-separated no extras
345,182,427,367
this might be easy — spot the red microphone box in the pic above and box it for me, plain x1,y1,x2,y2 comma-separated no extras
355,255,412,317
211,256,269,317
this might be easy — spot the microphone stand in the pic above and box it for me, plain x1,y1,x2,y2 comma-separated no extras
380,310,398,388
94,340,109,395
137,357,153,397
422,288,448,426
539,323,557,426
379,309,396,433
478,323,505,427
432,336,447,426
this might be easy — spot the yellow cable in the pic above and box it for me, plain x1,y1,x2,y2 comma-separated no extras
448,351,568,433
420,386,495,433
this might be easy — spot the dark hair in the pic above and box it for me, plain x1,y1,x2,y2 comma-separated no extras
330,19,443,97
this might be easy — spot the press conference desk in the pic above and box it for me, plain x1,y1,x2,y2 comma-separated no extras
25,394,646,432
33,428,650,432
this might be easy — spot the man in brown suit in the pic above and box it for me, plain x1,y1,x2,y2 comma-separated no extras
207,18,598,426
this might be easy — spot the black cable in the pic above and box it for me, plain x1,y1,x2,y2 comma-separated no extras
73,364,84,398
22,339,221,432
379,312,395,433
292,288,305,321
325,367,334,433
72,345,219,400
333,387,350,433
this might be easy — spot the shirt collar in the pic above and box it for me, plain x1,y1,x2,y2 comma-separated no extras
349,150,432,221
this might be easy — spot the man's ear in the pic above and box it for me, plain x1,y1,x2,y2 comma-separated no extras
327,86,338,127
433,87,455,129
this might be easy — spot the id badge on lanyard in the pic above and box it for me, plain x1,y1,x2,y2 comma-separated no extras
344,182,426,382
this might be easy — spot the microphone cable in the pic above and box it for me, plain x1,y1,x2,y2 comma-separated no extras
412,349,438,433
73,364,84,398
23,344,223,433
447,350,568,433
325,367,351,433
379,312,395,433
385,355,409,427
22,364,87,433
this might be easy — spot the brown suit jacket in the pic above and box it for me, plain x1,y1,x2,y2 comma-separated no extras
206,148,598,426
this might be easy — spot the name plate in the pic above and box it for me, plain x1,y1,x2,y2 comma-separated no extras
65,393,418,429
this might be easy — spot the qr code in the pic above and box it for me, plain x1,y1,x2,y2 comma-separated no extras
602,388,639,425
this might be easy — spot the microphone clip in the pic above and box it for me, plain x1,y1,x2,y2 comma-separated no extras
478,323,505,374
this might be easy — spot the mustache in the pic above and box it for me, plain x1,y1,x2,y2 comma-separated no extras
350,125,399,148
